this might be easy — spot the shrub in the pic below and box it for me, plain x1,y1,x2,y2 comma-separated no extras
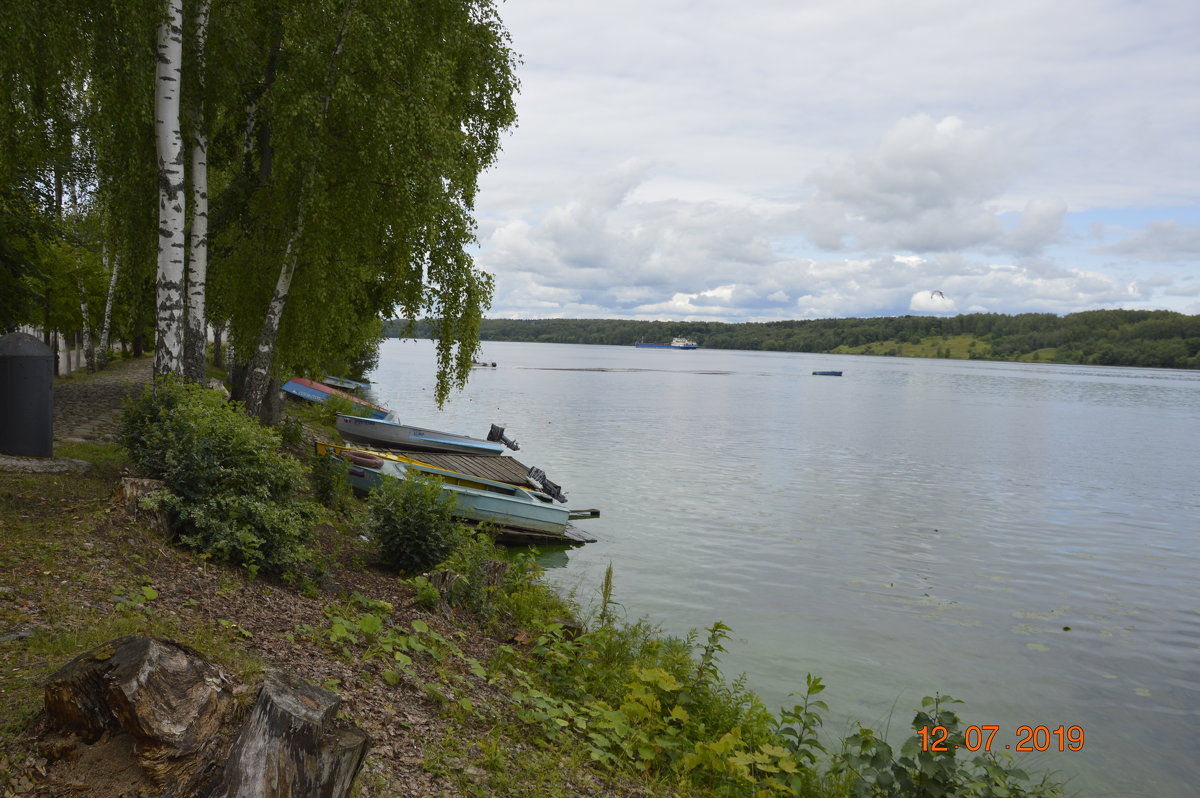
121,378,318,574
311,453,354,513
363,470,462,574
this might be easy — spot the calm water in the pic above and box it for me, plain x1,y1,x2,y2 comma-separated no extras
368,339,1200,797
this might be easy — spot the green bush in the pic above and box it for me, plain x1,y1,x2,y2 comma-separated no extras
364,470,462,574
311,453,354,513
121,378,318,574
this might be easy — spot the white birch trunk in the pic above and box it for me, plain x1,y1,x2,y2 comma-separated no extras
153,0,187,378
98,248,119,368
241,1,357,418
76,270,95,373
241,218,304,418
184,0,212,383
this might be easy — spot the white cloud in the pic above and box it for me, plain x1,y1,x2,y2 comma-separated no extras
1097,221,1200,262
472,1,1200,320
1004,198,1068,255
910,291,958,314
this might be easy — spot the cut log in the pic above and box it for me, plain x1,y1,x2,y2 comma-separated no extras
44,635,235,790
41,637,368,797
204,672,369,798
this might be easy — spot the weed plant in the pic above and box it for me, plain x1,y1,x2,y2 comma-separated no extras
363,470,462,574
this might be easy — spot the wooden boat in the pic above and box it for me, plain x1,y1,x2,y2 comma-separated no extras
322,375,370,391
281,377,389,419
315,441,565,501
336,451,570,536
812,370,843,376
335,413,515,456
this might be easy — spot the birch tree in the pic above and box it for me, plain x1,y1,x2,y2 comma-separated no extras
183,0,212,382
153,0,187,377
97,247,119,366
218,0,519,417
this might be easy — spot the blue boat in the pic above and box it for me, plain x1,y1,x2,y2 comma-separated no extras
341,455,570,536
281,378,390,418
336,414,514,456
812,370,843,376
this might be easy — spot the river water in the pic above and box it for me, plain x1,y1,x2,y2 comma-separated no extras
367,338,1200,797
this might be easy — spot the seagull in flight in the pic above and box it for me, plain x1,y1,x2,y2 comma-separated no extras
930,290,945,299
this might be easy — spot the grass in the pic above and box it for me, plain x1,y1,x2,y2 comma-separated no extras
0,441,263,739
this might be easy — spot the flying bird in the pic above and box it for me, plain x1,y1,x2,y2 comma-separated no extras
930,290,945,299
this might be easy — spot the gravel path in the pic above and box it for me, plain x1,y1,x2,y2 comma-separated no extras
53,357,153,443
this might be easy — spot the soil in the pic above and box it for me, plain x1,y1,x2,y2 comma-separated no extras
0,360,638,797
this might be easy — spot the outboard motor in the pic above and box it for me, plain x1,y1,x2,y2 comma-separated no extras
487,424,519,451
527,467,567,503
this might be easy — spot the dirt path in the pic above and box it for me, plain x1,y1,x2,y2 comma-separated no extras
53,357,153,443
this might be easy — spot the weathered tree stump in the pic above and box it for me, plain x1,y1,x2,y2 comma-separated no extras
110,476,171,534
204,673,369,798
44,635,235,791
42,637,369,797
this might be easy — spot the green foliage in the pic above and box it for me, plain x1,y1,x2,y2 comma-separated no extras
317,394,374,425
363,470,463,575
121,378,317,574
778,674,829,766
831,694,1064,798
311,453,354,513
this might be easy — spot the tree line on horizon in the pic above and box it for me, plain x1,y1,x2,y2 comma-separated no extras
385,309,1200,370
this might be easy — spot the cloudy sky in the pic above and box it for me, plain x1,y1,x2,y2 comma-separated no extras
472,0,1200,322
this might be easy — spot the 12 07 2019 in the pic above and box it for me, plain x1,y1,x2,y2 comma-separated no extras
917,724,1085,752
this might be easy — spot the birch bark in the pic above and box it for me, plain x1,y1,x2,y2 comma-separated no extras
153,0,187,378
184,0,211,383
241,1,356,418
98,248,118,369
76,268,95,373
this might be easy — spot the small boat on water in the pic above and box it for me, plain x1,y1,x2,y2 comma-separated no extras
282,377,389,418
812,370,843,376
335,450,570,536
323,375,370,391
335,414,517,456
634,337,698,350
316,441,566,502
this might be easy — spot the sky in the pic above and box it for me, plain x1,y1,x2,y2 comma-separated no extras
471,0,1200,323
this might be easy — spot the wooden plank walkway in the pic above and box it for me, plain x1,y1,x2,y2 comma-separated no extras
403,451,534,486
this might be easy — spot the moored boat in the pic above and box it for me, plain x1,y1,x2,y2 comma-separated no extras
281,377,389,418
335,413,516,456
323,375,370,391
339,454,570,536
634,336,698,349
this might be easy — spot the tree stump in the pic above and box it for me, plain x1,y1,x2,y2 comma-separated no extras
42,637,369,797
44,635,235,791
204,673,369,798
110,476,171,534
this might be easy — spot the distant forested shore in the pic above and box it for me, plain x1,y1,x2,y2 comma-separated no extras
384,309,1200,370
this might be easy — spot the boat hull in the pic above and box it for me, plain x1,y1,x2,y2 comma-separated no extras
345,459,568,535
282,378,389,418
336,414,507,456
323,375,370,391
